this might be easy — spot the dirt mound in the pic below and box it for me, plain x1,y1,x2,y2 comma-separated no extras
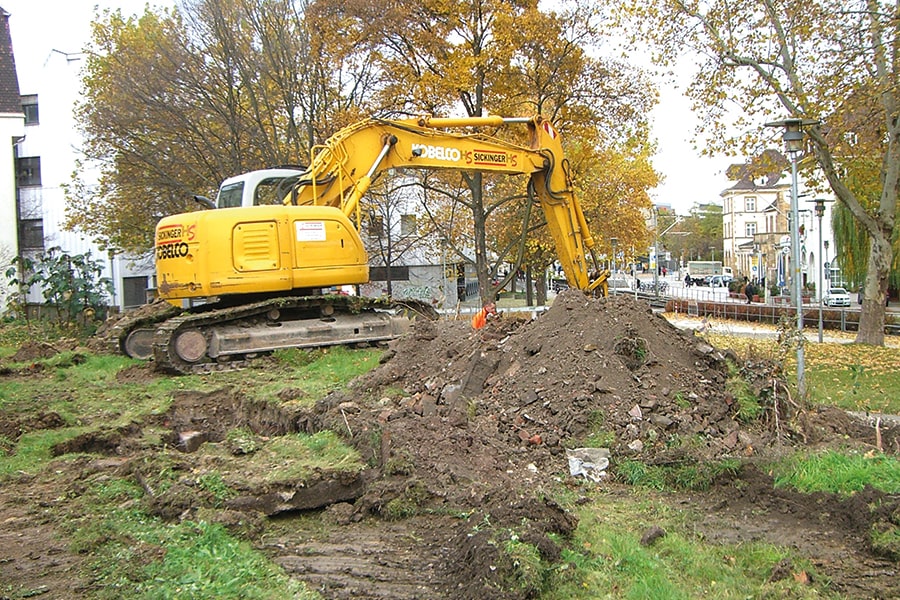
319,292,775,502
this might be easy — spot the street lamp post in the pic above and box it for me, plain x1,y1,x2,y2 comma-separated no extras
610,237,618,275
808,199,832,343
765,117,818,400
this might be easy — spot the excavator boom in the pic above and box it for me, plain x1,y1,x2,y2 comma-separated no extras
278,116,604,293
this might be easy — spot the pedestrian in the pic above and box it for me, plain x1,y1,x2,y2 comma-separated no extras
684,274,692,287
745,282,754,304
471,301,497,330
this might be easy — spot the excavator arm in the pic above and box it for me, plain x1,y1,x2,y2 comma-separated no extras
284,116,607,294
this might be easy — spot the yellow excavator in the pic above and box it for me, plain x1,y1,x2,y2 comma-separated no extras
120,116,608,373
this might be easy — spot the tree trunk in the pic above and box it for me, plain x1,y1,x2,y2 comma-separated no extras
470,172,493,304
856,233,891,345
525,265,534,307
535,269,547,306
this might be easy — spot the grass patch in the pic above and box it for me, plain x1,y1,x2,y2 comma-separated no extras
136,521,315,599
210,346,383,404
804,346,900,414
573,410,616,448
0,427,91,477
245,431,363,483
704,331,900,415
543,493,832,600
615,458,741,492
769,450,900,495
724,360,763,423
0,353,190,425
0,319,79,354
63,476,318,599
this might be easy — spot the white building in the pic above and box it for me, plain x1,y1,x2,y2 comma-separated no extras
7,16,153,313
0,9,24,308
721,158,838,299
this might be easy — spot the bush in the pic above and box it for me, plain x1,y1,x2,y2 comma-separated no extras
5,247,113,326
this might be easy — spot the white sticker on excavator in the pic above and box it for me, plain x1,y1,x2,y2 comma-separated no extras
296,221,326,241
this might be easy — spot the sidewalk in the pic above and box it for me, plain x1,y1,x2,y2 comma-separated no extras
664,313,900,347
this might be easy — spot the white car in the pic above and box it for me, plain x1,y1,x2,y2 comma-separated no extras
709,275,733,288
824,287,851,307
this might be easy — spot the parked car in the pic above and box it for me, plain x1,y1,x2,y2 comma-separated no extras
824,287,851,307
709,275,733,288
550,278,569,293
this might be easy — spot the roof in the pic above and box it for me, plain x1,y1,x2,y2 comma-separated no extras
0,7,21,113
721,149,789,194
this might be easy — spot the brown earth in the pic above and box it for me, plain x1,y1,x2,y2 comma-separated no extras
1,291,898,599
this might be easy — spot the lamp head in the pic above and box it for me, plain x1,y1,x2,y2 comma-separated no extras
764,117,820,156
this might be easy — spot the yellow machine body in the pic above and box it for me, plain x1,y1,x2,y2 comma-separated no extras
156,205,369,300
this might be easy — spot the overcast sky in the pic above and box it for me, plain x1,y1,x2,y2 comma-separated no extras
3,0,731,214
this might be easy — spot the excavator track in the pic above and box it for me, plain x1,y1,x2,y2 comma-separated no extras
151,295,436,375
104,301,183,359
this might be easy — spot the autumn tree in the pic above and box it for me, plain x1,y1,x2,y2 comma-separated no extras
320,0,657,303
362,173,440,298
622,0,899,345
660,205,724,265
68,0,378,252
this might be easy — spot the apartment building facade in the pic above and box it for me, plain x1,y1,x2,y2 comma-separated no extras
2,9,154,313
721,159,838,298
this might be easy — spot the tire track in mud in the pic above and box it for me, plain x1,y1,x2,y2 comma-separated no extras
263,517,455,600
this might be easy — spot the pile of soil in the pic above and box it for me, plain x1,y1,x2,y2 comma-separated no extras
319,291,789,505
297,290,897,598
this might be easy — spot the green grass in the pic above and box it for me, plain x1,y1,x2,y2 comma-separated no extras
0,319,78,355
705,332,900,414
541,494,833,600
63,477,319,600
724,360,764,422
615,458,742,492
769,450,900,495
804,351,900,414
0,352,193,422
203,346,383,404
243,431,363,483
0,427,92,477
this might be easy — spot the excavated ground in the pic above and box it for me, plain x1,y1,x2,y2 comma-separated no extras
1,291,898,599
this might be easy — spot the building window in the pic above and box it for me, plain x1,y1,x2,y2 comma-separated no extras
123,276,149,308
744,197,756,212
19,218,44,249
16,157,41,187
400,214,417,236
745,222,757,237
22,95,38,125
369,265,410,280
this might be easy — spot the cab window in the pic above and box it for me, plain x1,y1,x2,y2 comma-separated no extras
254,177,290,206
218,182,244,208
